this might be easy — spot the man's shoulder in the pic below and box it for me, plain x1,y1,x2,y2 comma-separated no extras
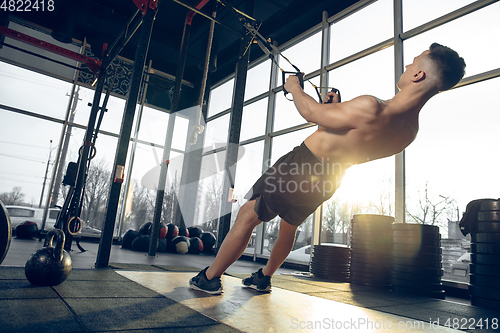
345,95,386,113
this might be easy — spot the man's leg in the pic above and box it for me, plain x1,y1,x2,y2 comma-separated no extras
262,219,299,277
205,200,262,280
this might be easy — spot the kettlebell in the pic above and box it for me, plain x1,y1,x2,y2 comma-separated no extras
25,229,72,286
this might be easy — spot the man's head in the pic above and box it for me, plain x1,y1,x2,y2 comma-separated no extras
398,43,465,93
426,43,466,91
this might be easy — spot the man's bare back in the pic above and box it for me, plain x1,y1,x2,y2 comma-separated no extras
284,50,437,166
305,95,420,165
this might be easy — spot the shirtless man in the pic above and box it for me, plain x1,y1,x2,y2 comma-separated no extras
189,43,465,294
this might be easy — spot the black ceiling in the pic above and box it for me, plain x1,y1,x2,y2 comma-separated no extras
4,0,358,99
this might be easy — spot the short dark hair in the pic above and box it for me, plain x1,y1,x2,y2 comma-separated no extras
427,43,466,91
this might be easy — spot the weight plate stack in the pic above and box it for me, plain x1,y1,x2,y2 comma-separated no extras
349,214,394,288
391,223,444,299
309,244,350,282
469,198,500,310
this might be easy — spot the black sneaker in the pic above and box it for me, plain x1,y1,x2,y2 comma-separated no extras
189,267,223,295
242,268,271,292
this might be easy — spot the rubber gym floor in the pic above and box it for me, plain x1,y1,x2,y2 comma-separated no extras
0,237,498,333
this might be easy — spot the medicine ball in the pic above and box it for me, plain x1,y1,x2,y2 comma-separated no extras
165,223,179,239
171,236,190,254
200,232,216,253
188,237,204,254
178,226,189,238
122,230,140,249
16,221,39,239
132,234,152,252
157,238,168,252
187,226,203,238
139,222,153,235
159,223,167,239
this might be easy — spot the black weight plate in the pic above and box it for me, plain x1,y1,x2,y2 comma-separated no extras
351,230,392,242
351,224,392,232
471,253,500,266
311,252,350,259
392,250,441,262
392,264,443,276
311,253,350,261
476,221,500,233
392,257,442,269
350,255,392,265
469,285,500,301
309,268,350,276
350,269,391,278
350,278,391,287
312,246,350,254
392,230,441,239
469,264,500,277
350,267,391,277
469,274,500,289
471,233,500,243
478,211,500,221
391,270,442,283
0,200,12,265
350,239,393,249
391,278,443,290
310,270,349,278
391,224,439,233
310,261,350,269
311,262,350,272
351,214,394,224
479,199,500,211
393,243,442,254
392,286,445,299
393,236,440,247
350,247,391,256
471,243,500,254
350,261,391,271
349,274,391,284
312,249,350,256
470,296,500,310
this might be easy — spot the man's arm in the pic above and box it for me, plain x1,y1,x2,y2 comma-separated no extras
284,75,379,130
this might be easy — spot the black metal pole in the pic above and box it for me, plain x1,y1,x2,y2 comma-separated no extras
216,0,255,250
148,11,193,257
95,6,157,268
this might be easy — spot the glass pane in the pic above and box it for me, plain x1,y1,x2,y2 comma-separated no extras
194,150,226,234
208,79,234,118
403,2,500,79
245,60,271,101
280,31,321,75
0,61,72,119
137,106,170,146
403,0,475,32
234,140,265,256
71,86,126,135
203,113,229,152
330,0,393,63
0,111,63,206
273,77,320,132
240,98,268,142
270,127,317,166
329,46,394,102
405,77,500,282
120,141,184,234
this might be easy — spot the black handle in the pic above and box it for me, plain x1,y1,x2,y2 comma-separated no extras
282,71,304,96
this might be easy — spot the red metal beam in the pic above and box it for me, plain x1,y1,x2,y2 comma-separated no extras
133,0,158,16
0,25,102,74
186,0,211,25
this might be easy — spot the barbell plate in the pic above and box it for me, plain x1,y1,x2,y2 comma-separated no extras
471,233,500,243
